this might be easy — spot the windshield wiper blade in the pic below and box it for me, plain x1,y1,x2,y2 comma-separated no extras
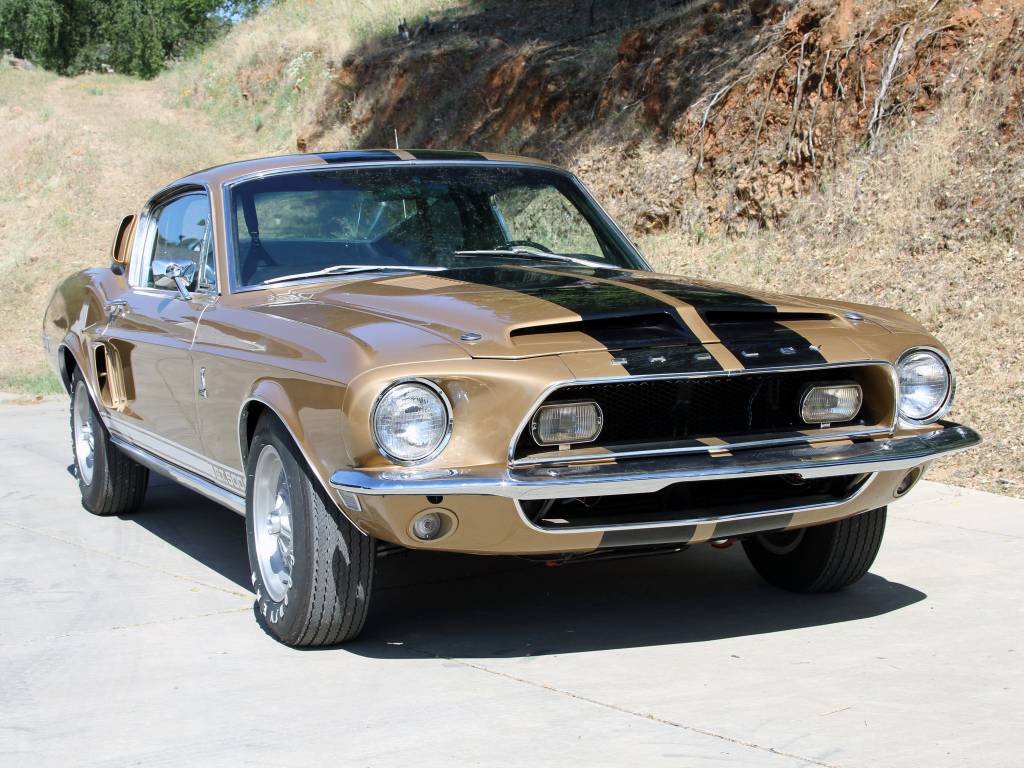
261,264,445,286
451,249,607,269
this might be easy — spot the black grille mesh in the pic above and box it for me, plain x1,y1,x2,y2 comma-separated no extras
518,367,869,453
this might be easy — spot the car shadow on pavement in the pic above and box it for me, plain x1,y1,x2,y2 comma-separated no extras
124,473,251,592
346,544,927,659
126,477,926,655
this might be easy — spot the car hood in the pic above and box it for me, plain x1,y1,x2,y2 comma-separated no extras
249,265,896,367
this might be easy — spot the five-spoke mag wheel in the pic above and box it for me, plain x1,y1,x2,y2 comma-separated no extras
245,414,375,646
69,369,148,516
252,446,295,603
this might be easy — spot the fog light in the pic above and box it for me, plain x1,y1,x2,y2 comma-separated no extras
895,467,922,497
531,401,603,445
412,511,442,540
800,383,862,425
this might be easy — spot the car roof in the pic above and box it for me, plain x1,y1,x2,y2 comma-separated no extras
172,149,558,190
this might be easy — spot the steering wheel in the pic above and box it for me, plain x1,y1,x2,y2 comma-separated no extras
499,239,552,253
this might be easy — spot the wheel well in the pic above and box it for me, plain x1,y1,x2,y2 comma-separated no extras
240,400,268,466
59,347,77,394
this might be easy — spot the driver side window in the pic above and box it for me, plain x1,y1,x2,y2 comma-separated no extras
138,193,213,290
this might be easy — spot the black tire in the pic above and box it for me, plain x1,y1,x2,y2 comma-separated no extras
245,414,374,646
70,369,149,516
741,507,887,593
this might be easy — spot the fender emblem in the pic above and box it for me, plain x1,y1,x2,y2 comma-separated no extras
198,367,208,398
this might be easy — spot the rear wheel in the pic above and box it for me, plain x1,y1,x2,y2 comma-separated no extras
741,507,887,592
246,414,375,646
70,369,148,516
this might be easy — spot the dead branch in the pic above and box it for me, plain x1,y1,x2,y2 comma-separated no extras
753,61,786,147
809,50,831,169
869,25,908,138
696,71,757,170
785,33,811,157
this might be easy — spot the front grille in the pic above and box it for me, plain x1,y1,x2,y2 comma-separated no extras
515,365,884,457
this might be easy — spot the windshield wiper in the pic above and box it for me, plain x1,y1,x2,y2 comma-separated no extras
451,249,607,269
261,264,445,286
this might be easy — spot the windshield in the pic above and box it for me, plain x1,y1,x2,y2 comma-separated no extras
228,164,646,287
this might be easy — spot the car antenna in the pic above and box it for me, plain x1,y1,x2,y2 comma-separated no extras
394,129,399,150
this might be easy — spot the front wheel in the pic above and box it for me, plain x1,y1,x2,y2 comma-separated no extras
741,507,887,592
70,369,148,516
246,414,375,646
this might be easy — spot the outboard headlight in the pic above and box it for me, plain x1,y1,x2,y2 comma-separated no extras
897,349,953,424
371,379,452,464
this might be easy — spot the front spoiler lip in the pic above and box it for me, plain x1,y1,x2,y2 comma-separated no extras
330,422,981,500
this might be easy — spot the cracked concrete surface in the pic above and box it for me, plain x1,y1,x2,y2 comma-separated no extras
1,397,1020,767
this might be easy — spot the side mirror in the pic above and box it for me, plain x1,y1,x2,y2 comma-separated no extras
111,215,136,273
152,259,196,300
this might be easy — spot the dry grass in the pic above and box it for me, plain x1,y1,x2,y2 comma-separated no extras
627,97,1023,497
0,68,260,383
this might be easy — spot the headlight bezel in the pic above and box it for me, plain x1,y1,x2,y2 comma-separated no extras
370,378,453,465
897,347,955,425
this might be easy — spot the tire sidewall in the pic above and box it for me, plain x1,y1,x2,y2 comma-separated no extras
750,523,834,591
245,419,314,644
72,374,107,512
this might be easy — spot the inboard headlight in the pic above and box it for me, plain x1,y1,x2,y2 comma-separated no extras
531,401,603,445
372,380,452,463
800,382,863,424
897,349,952,423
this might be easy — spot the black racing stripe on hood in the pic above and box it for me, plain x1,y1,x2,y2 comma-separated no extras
317,151,403,163
615,276,828,365
407,150,488,160
614,275,775,309
612,345,724,376
721,340,827,368
442,265,700,344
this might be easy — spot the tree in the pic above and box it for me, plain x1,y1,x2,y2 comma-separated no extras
0,0,263,78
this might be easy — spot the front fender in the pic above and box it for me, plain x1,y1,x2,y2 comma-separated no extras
239,378,363,530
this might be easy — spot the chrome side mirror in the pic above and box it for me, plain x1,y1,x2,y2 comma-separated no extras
152,259,196,300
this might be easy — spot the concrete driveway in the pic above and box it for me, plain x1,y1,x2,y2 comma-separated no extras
1,397,1020,767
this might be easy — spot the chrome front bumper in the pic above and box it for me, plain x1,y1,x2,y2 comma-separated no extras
330,423,981,500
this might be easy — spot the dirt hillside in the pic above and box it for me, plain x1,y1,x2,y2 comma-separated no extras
0,69,260,391
1,0,1020,497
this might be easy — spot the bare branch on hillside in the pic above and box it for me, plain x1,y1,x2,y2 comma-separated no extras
809,50,831,169
695,71,757,170
868,25,908,139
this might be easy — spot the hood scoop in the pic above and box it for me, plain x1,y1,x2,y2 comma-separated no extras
511,311,695,348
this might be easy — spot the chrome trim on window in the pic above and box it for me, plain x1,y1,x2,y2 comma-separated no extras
219,160,653,294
